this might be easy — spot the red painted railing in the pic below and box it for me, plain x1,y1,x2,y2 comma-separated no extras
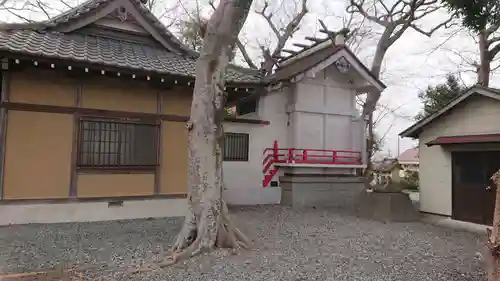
262,140,362,188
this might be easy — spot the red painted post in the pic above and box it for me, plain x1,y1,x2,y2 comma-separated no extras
303,149,308,162
332,151,337,163
273,140,278,161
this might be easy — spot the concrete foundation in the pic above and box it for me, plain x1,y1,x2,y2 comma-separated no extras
356,191,420,222
279,174,365,209
0,198,187,225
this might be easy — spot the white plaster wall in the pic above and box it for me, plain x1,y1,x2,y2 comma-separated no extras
223,64,367,205
351,119,364,152
418,95,500,216
291,65,362,154
223,89,289,205
418,140,452,216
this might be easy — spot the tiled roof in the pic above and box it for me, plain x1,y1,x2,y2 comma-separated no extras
0,29,263,84
40,0,112,27
265,40,385,89
39,0,197,57
0,0,196,57
0,0,263,84
267,43,343,82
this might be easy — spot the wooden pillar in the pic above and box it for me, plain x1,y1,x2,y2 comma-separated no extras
154,91,164,195
0,59,10,200
69,82,82,198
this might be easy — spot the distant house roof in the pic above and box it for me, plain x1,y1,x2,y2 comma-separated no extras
400,86,500,138
372,158,399,172
0,0,263,85
397,147,418,164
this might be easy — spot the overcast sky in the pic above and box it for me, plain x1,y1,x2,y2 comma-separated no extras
1,0,496,158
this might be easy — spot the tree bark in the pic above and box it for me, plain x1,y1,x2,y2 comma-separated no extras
163,0,254,264
361,30,389,183
363,114,374,185
361,28,390,118
487,170,500,281
479,30,491,87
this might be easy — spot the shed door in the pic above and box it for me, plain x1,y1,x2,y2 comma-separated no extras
452,151,500,226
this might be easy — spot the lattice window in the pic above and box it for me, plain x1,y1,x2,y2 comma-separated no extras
223,133,249,162
77,118,158,169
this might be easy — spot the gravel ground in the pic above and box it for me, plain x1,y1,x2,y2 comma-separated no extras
0,206,486,281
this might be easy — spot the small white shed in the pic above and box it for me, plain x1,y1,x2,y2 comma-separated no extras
400,86,500,226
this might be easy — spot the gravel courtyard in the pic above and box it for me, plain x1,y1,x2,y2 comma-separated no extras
0,206,486,281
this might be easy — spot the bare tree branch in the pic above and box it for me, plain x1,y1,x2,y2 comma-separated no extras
58,0,73,10
236,38,258,69
257,0,309,75
347,0,451,181
410,15,455,37
3,7,34,22
206,0,257,69
347,0,390,27
0,0,180,25
255,1,281,38
34,0,51,19
347,0,452,116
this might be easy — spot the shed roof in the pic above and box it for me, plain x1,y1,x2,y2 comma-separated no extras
399,86,500,138
426,134,500,146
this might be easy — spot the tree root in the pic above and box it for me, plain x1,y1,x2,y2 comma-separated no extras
161,202,252,266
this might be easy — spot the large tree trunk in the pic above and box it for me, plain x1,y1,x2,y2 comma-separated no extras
361,31,389,185
478,30,491,87
363,114,374,185
361,28,390,118
163,0,254,264
487,170,500,281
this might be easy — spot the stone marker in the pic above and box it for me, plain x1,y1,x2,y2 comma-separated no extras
356,177,420,222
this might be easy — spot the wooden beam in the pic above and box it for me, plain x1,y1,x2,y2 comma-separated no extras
0,193,187,205
0,102,271,125
154,91,164,195
3,54,265,89
282,49,298,55
69,82,82,198
293,43,310,49
319,29,336,36
0,61,10,200
305,36,324,42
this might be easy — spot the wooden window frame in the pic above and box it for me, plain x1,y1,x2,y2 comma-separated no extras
76,116,159,171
